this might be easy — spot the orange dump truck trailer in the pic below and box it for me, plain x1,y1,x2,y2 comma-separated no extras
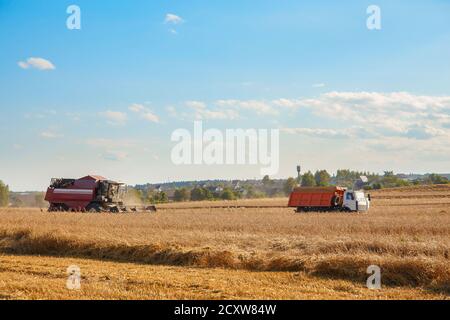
288,186,370,212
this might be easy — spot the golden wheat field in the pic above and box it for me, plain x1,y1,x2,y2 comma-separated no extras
0,185,449,300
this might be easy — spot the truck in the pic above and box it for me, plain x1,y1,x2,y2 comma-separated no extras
44,175,156,213
288,186,370,212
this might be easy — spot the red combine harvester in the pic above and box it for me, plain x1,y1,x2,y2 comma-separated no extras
45,175,156,213
288,186,370,213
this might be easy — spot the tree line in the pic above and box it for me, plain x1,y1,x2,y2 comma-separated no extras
133,170,450,204
127,186,244,204
1,170,449,207
282,169,449,195
0,180,9,207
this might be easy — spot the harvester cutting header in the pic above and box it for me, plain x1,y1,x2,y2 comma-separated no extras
44,175,155,213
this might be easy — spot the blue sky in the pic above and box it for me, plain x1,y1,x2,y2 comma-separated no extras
1,0,449,190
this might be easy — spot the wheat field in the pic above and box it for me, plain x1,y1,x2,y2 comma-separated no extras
0,185,449,299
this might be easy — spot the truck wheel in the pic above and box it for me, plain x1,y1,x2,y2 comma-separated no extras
50,204,69,212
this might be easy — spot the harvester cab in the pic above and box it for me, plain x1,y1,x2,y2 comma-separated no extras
96,180,125,205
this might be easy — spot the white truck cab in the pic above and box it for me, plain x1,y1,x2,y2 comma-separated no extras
343,190,370,212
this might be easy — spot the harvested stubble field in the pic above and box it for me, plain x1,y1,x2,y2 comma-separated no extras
0,185,449,299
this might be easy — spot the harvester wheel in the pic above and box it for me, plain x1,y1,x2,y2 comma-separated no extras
86,203,101,213
109,206,120,213
145,205,157,212
49,204,69,212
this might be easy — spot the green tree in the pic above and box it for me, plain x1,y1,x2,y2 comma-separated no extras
283,177,297,195
245,185,266,198
262,175,272,186
426,174,449,185
174,188,190,202
190,187,203,201
372,182,382,190
221,188,236,200
335,169,380,188
314,170,331,186
0,180,9,207
301,171,316,187
383,171,394,177
190,187,213,201
148,191,168,203
380,171,411,188
159,192,168,203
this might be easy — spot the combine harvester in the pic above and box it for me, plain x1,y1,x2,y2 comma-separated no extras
288,186,371,213
44,175,156,213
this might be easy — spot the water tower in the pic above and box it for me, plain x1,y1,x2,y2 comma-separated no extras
296,165,302,185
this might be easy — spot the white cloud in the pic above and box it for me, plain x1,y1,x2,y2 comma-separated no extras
128,104,146,113
66,112,81,121
99,110,127,125
18,61,29,69
128,103,160,123
166,106,178,117
168,93,450,137
18,57,55,70
405,124,446,140
186,101,239,120
101,151,128,161
281,127,353,139
163,92,450,147
85,138,136,149
24,110,57,119
86,139,133,161
86,138,160,162
13,144,23,150
312,83,325,88
272,92,450,140
186,101,207,110
142,111,160,123
278,92,450,166
165,13,184,24
40,131,62,139
272,98,304,110
215,99,277,115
